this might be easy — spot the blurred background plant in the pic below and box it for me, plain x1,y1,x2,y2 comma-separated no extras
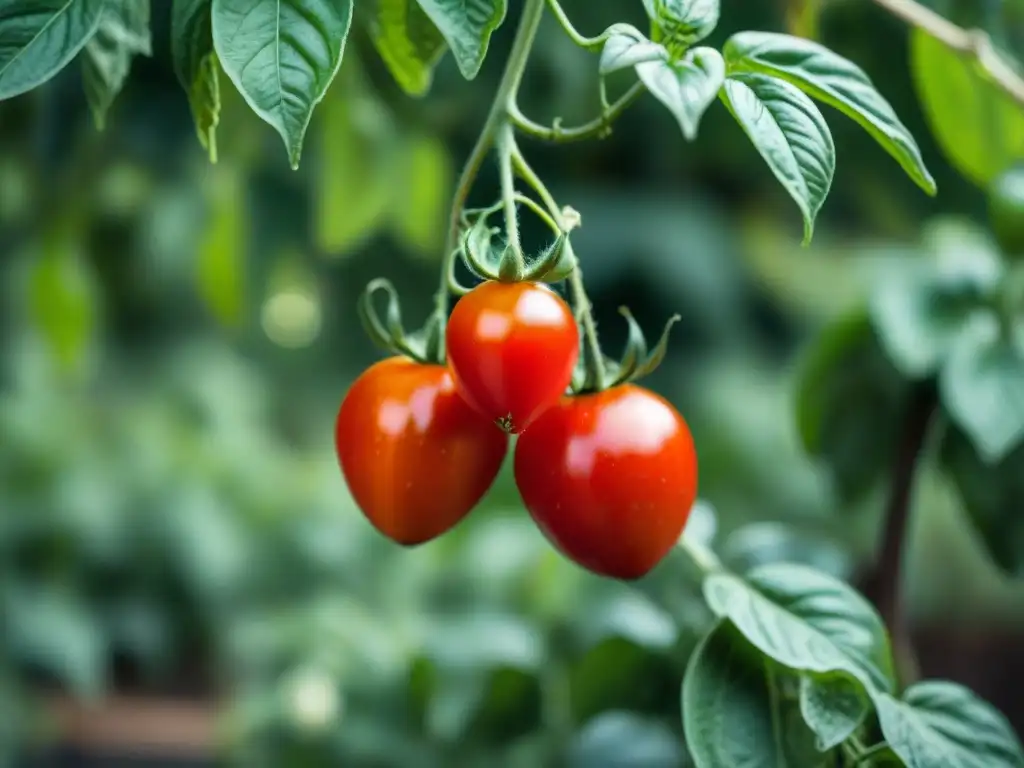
1,0,1024,765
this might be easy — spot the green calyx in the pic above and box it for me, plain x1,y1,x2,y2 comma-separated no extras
571,305,682,394
358,278,446,365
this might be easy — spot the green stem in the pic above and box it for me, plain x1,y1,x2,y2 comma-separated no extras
439,0,547,308
498,123,522,259
546,0,608,50
508,81,646,143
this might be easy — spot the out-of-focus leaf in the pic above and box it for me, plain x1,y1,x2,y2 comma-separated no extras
567,711,685,768
366,0,447,96
389,131,452,258
910,28,1024,188
570,636,676,723
171,0,221,161
414,0,506,80
721,522,854,581
82,0,152,130
197,163,246,328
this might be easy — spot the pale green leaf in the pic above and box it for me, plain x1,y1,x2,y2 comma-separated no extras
211,0,354,169
798,674,867,751
721,73,834,244
568,711,685,768
0,0,106,100
940,315,1024,464
702,564,895,693
367,0,447,96
683,622,827,768
642,0,720,50
171,0,221,161
599,24,666,76
390,131,452,258
911,28,1024,188
876,680,1024,768
28,238,97,378
82,0,152,130
724,31,936,195
636,46,724,141
414,0,506,80
198,165,246,327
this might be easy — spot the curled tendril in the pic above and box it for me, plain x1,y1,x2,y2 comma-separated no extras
446,245,473,297
357,278,435,364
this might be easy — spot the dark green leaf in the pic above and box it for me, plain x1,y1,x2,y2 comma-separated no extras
798,673,867,751
940,317,1024,464
795,306,910,501
82,0,152,130
367,0,447,96
211,0,354,169
599,24,666,76
910,28,1024,188
702,563,895,693
683,622,827,768
721,72,834,244
724,31,936,195
171,0,221,161
940,425,1024,578
571,637,676,723
636,46,724,141
876,680,1024,768
0,0,106,100
568,711,685,768
642,0,720,51
414,0,506,81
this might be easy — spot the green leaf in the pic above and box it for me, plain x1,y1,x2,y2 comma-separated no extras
940,316,1024,464
910,28,1024,188
795,306,910,501
868,239,1002,380
568,711,684,768
599,24,666,76
29,237,98,378
413,0,506,81
389,130,452,257
82,0,151,130
940,426,1024,578
366,0,447,96
683,622,827,768
702,561,895,696
197,164,246,328
798,674,868,751
171,0,221,162
876,680,1024,768
642,0,720,51
211,0,354,169
0,0,106,100
637,46,724,141
721,73,834,244
724,31,936,195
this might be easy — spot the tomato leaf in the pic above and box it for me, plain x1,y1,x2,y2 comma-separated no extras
642,0,720,51
82,0,152,131
794,305,910,502
0,0,106,100
940,317,1024,465
211,0,354,169
702,561,895,695
683,622,827,768
721,73,834,244
910,28,1024,188
875,680,1024,768
413,0,506,81
636,46,724,141
599,24,666,76
197,164,246,329
171,0,221,162
366,0,447,96
724,31,936,195
798,673,868,751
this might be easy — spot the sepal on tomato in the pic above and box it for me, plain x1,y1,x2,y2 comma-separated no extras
525,233,576,283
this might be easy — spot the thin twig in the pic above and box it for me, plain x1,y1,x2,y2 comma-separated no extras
872,0,1024,106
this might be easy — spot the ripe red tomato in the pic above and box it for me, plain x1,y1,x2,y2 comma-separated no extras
335,357,508,546
514,385,698,580
446,281,579,434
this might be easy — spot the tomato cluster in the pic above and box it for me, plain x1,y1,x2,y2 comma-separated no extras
335,280,699,580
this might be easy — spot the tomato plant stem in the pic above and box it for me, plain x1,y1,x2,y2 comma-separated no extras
865,380,937,688
545,0,608,51
508,82,646,143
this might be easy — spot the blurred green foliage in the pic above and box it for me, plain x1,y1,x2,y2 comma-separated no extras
2,0,1024,765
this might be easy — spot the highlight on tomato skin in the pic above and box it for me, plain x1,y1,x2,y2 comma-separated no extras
334,356,509,546
513,385,698,581
445,280,579,434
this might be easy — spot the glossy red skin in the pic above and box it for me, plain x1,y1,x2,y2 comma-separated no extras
335,357,508,546
446,281,579,434
514,385,698,580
